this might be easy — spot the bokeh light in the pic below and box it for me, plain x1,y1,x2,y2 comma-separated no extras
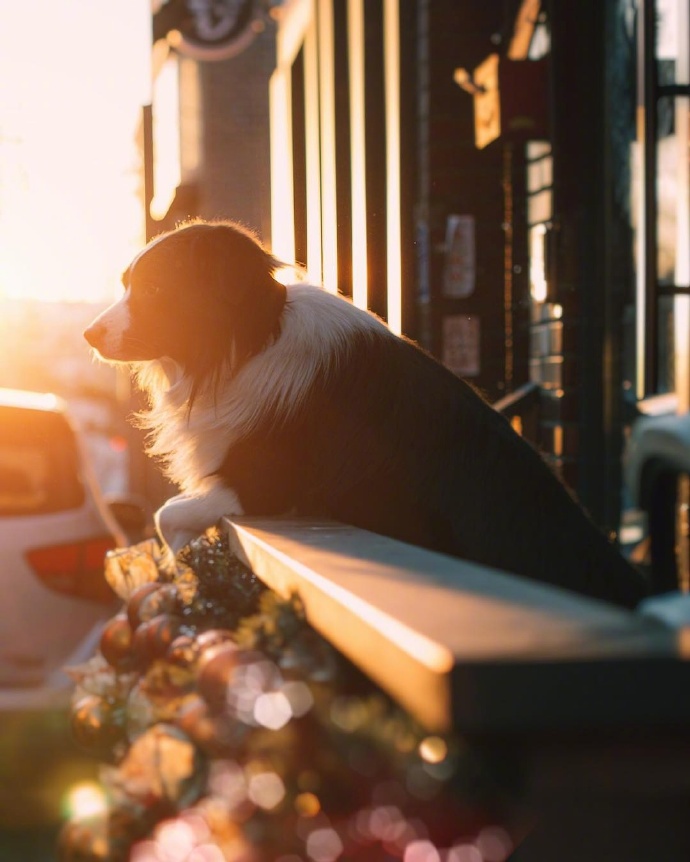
418,735,448,764
403,839,441,862
281,680,314,716
253,690,293,729
446,844,482,862
475,825,513,861
247,771,286,810
187,845,227,862
62,781,108,821
207,760,248,811
155,817,200,860
295,792,321,818
305,827,344,862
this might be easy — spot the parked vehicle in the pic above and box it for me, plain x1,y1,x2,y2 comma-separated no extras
0,388,127,708
624,398,690,594
0,388,134,829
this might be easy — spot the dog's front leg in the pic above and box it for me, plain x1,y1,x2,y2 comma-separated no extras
155,477,244,556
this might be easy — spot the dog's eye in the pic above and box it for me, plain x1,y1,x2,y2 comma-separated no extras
136,282,159,297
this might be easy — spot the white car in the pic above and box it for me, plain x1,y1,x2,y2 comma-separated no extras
624,402,690,594
0,387,128,710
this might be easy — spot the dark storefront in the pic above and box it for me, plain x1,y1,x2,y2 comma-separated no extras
267,0,689,547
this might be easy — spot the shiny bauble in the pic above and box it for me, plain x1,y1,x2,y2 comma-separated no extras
126,582,164,629
132,613,184,665
135,583,180,624
195,641,241,711
194,627,236,652
166,634,197,667
99,613,134,670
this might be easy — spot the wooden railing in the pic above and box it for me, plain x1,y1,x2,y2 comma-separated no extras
223,515,690,736
222,516,690,855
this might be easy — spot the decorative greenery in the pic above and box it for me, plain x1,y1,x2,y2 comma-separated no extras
59,529,516,862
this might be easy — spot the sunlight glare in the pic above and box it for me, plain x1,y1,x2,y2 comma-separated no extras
348,0,368,310
384,0,402,333
270,67,296,262
151,53,182,221
0,0,150,303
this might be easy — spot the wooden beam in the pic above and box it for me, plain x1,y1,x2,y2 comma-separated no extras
223,517,690,734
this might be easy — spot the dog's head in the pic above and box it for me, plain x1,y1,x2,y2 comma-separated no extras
84,219,286,395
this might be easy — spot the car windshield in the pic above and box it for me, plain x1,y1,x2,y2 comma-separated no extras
0,405,85,516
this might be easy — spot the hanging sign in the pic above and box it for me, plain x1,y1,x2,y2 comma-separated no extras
153,0,265,62
442,315,481,378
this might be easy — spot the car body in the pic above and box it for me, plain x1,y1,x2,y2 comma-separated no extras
0,387,127,710
624,399,690,593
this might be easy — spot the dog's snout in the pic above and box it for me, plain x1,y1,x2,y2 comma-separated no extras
83,321,106,349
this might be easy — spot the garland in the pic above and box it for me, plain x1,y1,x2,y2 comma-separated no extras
59,529,517,861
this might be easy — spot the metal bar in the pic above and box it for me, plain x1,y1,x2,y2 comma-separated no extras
636,0,660,397
658,84,690,97
659,284,690,296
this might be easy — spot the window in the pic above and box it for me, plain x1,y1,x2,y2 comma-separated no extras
0,407,83,516
634,0,690,408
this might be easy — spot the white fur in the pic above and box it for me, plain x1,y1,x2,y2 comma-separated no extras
136,283,389,495
88,295,132,357
154,475,244,554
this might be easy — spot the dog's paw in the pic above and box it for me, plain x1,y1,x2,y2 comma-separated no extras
154,483,244,556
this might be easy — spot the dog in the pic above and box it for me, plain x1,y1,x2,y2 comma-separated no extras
85,218,650,609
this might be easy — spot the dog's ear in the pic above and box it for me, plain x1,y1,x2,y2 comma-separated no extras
191,223,287,365
188,223,281,303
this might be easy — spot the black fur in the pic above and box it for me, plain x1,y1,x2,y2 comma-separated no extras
217,327,650,609
85,219,650,610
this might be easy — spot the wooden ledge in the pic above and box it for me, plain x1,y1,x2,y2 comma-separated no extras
223,517,690,734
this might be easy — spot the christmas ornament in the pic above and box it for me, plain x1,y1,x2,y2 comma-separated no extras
61,528,516,862
99,614,135,671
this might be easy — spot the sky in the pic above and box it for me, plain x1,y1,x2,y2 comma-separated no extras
0,0,151,303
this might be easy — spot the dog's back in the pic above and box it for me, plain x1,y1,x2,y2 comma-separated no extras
217,323,650,610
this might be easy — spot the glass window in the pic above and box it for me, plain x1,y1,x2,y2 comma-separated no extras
632,0,689,404
657,0,690,85
0,407,84,516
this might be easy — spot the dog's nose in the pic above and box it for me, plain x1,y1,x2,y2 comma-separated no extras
83,321,105,349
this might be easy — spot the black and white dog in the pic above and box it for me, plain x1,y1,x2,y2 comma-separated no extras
85,219,649,609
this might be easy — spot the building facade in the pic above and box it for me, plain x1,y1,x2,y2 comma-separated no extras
266,0,690,540
137,0,689,553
